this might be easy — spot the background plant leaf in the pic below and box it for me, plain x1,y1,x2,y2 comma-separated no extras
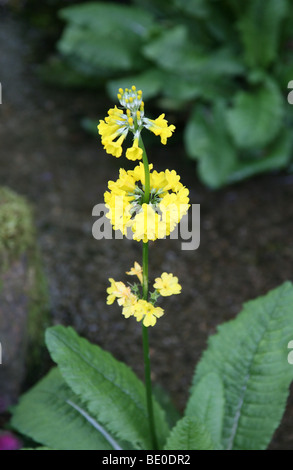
238,0,288,69
226,78,284,149
57,2,155,76
184,102,237,189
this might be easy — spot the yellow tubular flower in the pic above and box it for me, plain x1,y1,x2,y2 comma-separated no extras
126,137,143,161
144,114,176,144
133,299,164,327
132,203,166,243
126,262,143,284
153,272,182,296
106,278,133,306
121,293,138,318
97,87,176,159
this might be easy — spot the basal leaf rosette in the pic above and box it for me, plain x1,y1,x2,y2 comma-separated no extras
104,163,190,242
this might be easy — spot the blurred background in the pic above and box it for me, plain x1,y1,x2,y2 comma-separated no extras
1,0,293,449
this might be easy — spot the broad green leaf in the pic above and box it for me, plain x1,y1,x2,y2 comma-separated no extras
11,368,115,450
132,0,174,17
228,130,293,184
238,0,288,68
192,281,293,450
57,25,144,74
59,2,155,39
226,79,284,149
144,26,243,77
57,2,155,75
45,326,169,450
172,0,209,18
184,102,237,189
143,25,203,73
164,416,215,450
185,372,224,446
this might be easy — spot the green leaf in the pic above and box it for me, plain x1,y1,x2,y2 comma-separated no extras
57,2,155,76
143,25,196,71
164,416,215,450
238,0,288,68
184,102,237,189
192,281,293,450
144,25,243,77
57,25,144,75
59,2,155,38
172,0,209,18
45,326,169,450
228,130,293,184
185,372,224,447
11,368,116,450
226,79,284,149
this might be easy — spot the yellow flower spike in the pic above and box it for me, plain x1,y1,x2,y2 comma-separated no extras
126,261,143,284
153,272,182,296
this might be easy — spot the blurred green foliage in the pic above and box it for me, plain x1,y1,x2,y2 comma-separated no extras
42,0,293,188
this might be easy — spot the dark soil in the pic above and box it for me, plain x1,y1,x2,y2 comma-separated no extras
1,13,293,449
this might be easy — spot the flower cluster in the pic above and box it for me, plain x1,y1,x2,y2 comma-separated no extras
104,163,190,242
98,86,176,160
106,263,181,327
99,85,188,327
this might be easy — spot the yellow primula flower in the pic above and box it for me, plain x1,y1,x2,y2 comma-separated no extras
104,164,189,241
131,203,166,243
121,293,138,319
133,299,164,327
106,278,133,306
144,114,176,145
126,138,143,161
126,261,143,284
153,272,182,296
98,86,175,159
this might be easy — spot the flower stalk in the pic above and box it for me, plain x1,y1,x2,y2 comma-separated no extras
141,138,158,449
100,85,189,449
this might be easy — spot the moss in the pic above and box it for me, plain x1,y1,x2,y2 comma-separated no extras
0,186,50,385
0,186,35,268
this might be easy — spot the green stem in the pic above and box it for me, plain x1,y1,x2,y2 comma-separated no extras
140,136,158,450
139,136,150,204
142,322,158,450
